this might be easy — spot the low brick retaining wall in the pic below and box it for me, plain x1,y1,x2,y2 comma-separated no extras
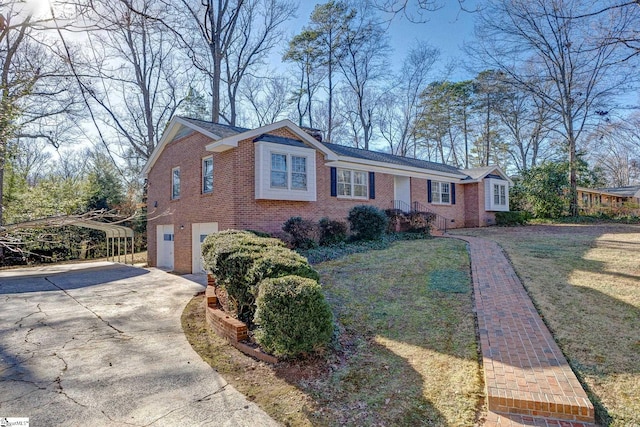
203,274,277,364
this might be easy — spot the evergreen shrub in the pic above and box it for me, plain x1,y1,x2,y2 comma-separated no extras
282,216,319,249
348,205,388,241
254,275,333,358
318,217,348,246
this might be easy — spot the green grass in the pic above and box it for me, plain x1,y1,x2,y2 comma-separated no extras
451,223,640,427
312,238,481,426
182,238,483,426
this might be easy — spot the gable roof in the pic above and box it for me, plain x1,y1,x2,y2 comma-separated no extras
142,116,509,183
463,166,513,184
179,116,249,138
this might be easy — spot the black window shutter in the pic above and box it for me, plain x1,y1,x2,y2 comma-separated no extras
330,167,337,197
427,179,432,203
451,183,456,205
369,172,375,199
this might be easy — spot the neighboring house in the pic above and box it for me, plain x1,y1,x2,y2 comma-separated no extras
142,117,512,273
577,185,640,214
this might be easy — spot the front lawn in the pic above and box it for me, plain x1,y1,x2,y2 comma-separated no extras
182,238,482,426
450,224,640,427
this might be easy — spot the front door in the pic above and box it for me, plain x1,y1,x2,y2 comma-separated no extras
394,176,411,211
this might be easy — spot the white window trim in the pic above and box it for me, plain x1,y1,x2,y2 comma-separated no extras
485,177,509,211
202,156,213,194
431,181,451,205
269,151,308,191
337,168,369,199
255,141,316,201
171,166,180,200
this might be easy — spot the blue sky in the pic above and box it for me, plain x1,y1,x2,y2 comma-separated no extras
287,1,477,80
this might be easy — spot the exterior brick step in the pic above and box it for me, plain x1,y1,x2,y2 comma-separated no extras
484,411,597,427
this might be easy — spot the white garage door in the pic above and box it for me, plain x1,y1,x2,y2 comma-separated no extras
157,224,174,270
192,222,219,273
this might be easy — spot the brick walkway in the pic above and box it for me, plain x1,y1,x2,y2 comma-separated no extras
452,236,596,426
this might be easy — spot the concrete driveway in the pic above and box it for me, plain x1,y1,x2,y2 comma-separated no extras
0,262,279,426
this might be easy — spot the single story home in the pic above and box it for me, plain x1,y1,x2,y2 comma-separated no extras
577,185,640,214
142,117,512,273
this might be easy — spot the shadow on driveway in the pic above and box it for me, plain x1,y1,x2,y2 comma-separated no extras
0,263,149,294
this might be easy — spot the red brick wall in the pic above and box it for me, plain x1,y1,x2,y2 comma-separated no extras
409,177,467,229
464,183,480,228
148,125,490,272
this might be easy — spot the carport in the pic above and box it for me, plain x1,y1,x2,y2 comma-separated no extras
4,215,136,264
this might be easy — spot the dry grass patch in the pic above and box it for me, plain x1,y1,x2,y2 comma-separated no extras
451,224,640,427
182,238,483,426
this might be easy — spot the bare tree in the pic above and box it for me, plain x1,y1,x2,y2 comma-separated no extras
241,74,292,127
176,0,295,125
224,0,295,126
472,0,640,215
587,119,640,186
338,5,389,150
497,83,557,172
74,0,188,168
378,43,439,157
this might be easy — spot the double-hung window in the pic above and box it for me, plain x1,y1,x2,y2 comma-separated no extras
270,153,288,188
431,181,450,204
202,156,213,194
494,184,506,206
171,167,180,199
485,177,509,211
270,153,307,190
337,169,368,198
255,141,316,201
291,156,307,190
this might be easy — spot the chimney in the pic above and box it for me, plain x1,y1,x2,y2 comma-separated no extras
300,126,323,142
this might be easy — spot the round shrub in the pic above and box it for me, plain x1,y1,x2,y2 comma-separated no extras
347,205,389,241
254,275,333,358
282,216,318,249
318,217,348,246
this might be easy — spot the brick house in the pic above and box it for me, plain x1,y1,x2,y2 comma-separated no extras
577,185,640,214
142,116,512,273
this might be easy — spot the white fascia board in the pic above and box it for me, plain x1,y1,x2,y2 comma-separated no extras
324,158,467,181
205,119,339,160
462,166,514,185
141,116,223,176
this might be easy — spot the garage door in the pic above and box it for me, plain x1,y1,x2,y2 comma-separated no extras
192,222,219,273
157,224,174,270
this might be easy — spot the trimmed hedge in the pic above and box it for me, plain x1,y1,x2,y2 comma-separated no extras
348,205,388,241
202,230,287,322
202,230,321,326
254,275,333,358
495,211,531,226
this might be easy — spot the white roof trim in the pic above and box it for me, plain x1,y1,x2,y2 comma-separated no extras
205,119,339,161
462,166,513,185
325,158,467,181
142,117,224,177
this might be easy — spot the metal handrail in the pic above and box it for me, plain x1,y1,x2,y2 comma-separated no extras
412,201,450,232
390,200,450,232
